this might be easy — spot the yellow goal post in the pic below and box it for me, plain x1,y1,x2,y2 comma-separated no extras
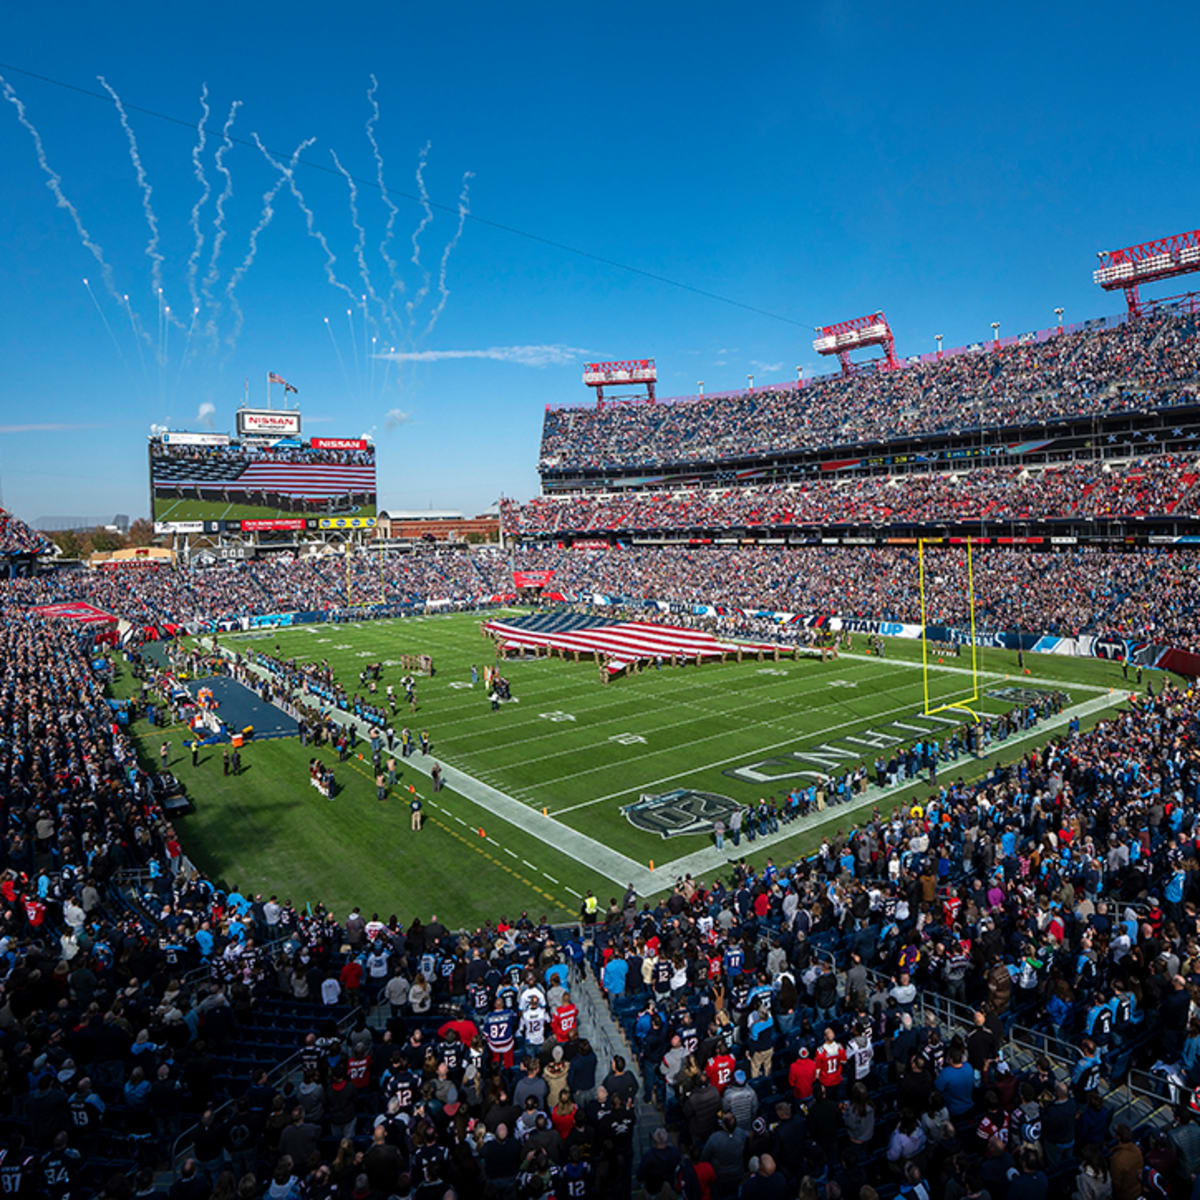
917,536,980,719
344,537,386,607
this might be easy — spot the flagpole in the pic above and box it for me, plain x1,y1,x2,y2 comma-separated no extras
266,371,271,410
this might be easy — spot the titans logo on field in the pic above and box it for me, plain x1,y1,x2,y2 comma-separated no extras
622,789,741,838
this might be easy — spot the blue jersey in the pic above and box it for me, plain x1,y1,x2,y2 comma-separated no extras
483,1009,518,1053
723,946,745,977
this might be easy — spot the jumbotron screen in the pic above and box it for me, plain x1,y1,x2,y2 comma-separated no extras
150,432,376,529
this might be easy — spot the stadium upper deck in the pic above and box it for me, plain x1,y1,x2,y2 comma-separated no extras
539,303,1200,486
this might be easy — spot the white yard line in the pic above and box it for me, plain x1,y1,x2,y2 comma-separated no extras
548,681,986,813
200,627,1125,899
643,691,1119,893
448,661,886,764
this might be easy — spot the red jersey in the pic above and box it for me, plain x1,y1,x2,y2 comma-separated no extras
815,1040,847,1087
551,1003,578,1042
340,961,364,992
706,1052,736,1092
347,1054,372,1088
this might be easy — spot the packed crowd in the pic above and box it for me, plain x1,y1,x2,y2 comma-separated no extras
587,679,1200,1199
4,531,1200,1196
0,508,50,557
5,541,1200,651
0,605,628,1199
504,456,1200,534
539,308,1200,472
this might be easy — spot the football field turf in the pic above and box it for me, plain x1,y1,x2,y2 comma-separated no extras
152,498,377,522
114,610,1140,928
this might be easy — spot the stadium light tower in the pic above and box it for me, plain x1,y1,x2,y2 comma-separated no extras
583,359,657,406
813,311,899,376
1094,228,1200,317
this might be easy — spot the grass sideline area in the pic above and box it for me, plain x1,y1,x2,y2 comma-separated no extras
110,610,1148,926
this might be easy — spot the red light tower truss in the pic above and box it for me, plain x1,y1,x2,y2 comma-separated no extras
583,359,657,404
812,311,898,375
1094,229,1200,317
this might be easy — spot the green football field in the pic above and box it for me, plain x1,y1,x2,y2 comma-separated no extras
112,610,1144,928
152,498,377,522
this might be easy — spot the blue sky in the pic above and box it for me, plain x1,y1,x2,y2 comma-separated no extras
1,1,1197,521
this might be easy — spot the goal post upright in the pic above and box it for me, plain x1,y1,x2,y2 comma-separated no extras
919,536,980,718
345,535,386,607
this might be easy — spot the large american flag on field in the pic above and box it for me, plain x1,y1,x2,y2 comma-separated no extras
482,612,784,675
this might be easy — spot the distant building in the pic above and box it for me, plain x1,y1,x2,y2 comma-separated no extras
375,508,499,542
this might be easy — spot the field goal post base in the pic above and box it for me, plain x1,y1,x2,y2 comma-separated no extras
917,536,980,719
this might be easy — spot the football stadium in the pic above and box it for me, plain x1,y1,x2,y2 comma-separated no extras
3,10,1200,1200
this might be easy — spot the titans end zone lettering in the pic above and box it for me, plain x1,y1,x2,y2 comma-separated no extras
721,689,1062,786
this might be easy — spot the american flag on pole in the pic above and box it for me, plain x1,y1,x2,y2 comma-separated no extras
482,612,783,675
268,372,298,394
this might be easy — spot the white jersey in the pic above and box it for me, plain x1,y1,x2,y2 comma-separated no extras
850,1034,874,1078
520,1006,549,1044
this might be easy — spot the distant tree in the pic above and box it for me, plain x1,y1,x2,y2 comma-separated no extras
127,518,155,546
88,527,126,553
51,529,83,558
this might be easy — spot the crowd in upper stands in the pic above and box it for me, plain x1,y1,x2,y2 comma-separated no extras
504,456,1200,534
0,508,51,556
540,308,1200,472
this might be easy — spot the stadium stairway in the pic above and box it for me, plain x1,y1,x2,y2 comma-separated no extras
852,959,1178,1141
572,965,664,1176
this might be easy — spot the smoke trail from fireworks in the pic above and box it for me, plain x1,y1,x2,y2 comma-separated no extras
122,293,150,386
254,133,357,306
202,99,242,335
365,74,403,301
225,137,313,346
82,278,128,366
345,307,360,393
406,141,434,320
97,76,173,323
424,171,474,336
330,148,384,319
173,306,200,396
0,76,125,311
324,316,352,395
185,83,211,315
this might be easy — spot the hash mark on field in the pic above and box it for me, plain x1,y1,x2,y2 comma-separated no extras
503,848,518,858
522,859,537,870
565,887,582,898
542,872,559,884
454,816,467,826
